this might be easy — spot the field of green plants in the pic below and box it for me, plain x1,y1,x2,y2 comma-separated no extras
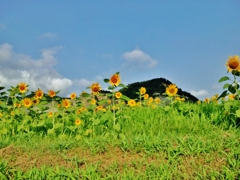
0,56,240,179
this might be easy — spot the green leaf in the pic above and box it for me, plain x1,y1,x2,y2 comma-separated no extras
47,128,55,135
228,85,237,94
218,76,229,82
218,90,228,99
103,79,109,83
0,127,8,135
0,172,8,180
93,119,100,125
113,123,121,131
164,106,171,111
236,109,240,118
237,90,240,95
118,83,127,88
0,87,5,91
108,86,114,90
121,95,130,101
223,83,230,89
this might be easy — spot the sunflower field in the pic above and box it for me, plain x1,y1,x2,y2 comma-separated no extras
0,56,240,179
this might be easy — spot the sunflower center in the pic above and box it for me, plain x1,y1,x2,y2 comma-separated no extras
229,61,239,69
111,77,118,83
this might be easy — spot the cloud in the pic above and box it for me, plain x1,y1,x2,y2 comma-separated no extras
0,23,7,31
122,49,158,68
40,32,58,39
0,43,72,96
0,43,12,61
190,90,209,99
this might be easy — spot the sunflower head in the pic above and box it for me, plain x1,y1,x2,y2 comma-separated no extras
62,99,71,108
70,92,77,99
225,55,240,72
75,118,82,126
143,94,149,100
110,73,121,86
35,88,44,99
48,90,56,98
18,82,28,93
140,87,146,95
128,99,136,107
115,91,122,99
22,98,32,108
90,83,101,95
166,84,178,97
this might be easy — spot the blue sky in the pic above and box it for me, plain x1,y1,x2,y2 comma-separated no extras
0,1,240,100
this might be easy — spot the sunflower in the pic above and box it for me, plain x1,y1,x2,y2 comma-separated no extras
18,82,28,93
154,97,161,104
22,98,32,108
90,83,101,95
90,98,97,105
143,94,149,100
75,118,82,126
110,73,121,86
140,87,146,95
148,97,154,103
35,88,44,99
48,90,56,98
70,92,77,99
32,98,39,105
76,108,82,114
166,84,178,97
62,99,71,108
228,94,236,100
115,92,122,99
225,55,240,72
48,111,54,118
204,98,210,103
128,99,136,107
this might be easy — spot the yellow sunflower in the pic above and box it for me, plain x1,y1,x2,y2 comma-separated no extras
143,94,149,100
22,98,32,108
70,92,77,99
62,99,71,108
204,97,210,103
90,83,101,95
166,84,178,97
128,99,136,107
75,118,82,126
140,87,146,95
115,92,122,99
110,73,121,86
35,88,44,99
32,98,39,105
154,97,161,104
48,90,56,98
228,94,236,100
18,82,28,93
225,55,240,72
90,98,97,105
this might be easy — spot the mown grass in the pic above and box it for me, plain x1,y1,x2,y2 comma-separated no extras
1,103,240,179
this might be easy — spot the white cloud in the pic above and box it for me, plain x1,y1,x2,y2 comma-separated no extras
0,43,12,61
190,90,209,99
0,23,7,31
123,49,158,68
0,43,72,96
40,32,58,39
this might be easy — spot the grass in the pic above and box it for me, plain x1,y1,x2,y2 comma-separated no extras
0,103,240,179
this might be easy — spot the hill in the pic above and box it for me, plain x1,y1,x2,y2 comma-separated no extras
118,78,198,102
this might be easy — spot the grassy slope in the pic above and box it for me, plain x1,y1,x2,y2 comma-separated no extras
0,104,240,179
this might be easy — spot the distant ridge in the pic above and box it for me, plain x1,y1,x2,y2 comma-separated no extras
118,78,199,102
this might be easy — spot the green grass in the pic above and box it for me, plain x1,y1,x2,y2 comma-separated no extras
1,102,240,179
